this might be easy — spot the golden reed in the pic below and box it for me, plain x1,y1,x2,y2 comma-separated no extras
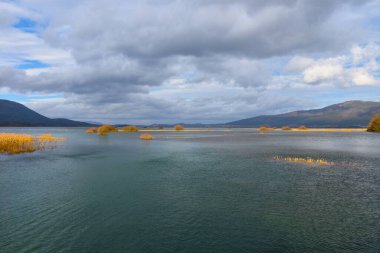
274,156,334,166
0,133,64,154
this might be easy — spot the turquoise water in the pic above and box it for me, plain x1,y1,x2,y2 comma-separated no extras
0,128,379,252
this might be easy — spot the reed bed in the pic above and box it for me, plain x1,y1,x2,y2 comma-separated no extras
122,125,139,132
97,125,118,136
175,125,185,131
139,133,154,140
86,127,98,134
0,133,64,154
274,156,334,166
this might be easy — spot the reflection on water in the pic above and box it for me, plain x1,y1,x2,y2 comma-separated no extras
0,128,379,253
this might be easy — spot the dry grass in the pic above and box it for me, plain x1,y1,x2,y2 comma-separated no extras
282,126,292,131
139,133,154,140
139,129,212,132
274,156,334,166
258,126,272,131
298,125,308,130
38,134,65,141
97,125,118,136
175,125,185,131
289,128,366,132
367,115,380,132
0,133,64,154
86,127,98,134
122,125,139,132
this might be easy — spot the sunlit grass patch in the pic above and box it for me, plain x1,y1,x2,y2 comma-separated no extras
258,126,272,131
367,115,380,132
122,125,139,132
298,125,308,130
0,133,64,155
175,125,184,131
38,134,65,141
139,133,154,140
97,125,118,136
274,156,334,166
86,127,98,134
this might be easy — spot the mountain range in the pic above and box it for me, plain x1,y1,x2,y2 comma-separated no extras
0,99,379,127
0,99,93,127
227,100,380,128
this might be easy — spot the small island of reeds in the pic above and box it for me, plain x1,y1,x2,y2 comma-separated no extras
86,125,118,136
367,115,380,132
274,156,334,166
122,125,139,132
0,133,64,155
140,133,154,140
175,125,185,131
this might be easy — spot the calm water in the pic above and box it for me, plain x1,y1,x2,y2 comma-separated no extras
1,128,379,253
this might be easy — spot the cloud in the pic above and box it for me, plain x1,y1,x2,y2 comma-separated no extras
0,0,379,123
282,43,380,87
303,58,345,84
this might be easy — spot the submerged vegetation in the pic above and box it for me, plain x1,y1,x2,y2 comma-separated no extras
274,156,334,166
0,133,64,154
367,115,380,132
175,125,185,131
139,133,153,140
122,125,139,132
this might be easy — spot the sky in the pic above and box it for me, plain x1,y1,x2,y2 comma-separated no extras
0,0,380,124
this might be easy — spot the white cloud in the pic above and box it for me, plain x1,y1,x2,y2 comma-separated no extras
303,58,345,84
351,68,379,85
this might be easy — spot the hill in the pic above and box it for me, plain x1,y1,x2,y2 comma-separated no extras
0,99,93,127
227,101,380,128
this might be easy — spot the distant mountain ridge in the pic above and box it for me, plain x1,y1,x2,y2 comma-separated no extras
227,101,380,128
0,99,93,127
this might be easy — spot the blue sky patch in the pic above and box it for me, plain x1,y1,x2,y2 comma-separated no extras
16,59,51,69
13,18,42,33
0,93,64,103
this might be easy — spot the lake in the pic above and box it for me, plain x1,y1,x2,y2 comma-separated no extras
1,128,379,253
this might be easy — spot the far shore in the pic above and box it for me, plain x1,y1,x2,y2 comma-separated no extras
117,128,367,133
284,128,367,132
121,129,229,133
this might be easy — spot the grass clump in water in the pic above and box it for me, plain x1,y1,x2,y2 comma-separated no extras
258,126,272,131
175,125,184,131
97,125,118,136
367,115,380,132
123,125,139,132
274,156,334,166
86,127,98,134
298,125,308,130
0,133,64,154
139,133,153,140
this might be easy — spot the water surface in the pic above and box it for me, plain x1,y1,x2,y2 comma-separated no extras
1,128,379,252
